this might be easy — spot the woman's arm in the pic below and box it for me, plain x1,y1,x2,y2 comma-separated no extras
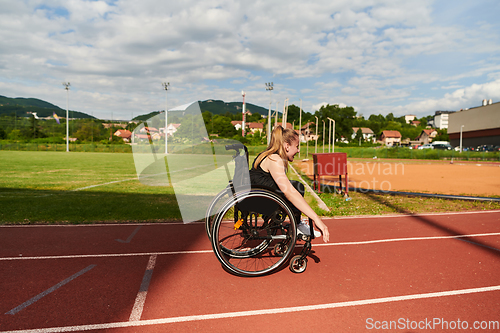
266,156,329,242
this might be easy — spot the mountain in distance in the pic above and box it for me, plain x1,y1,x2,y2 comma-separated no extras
131,100,273,121
0,95,94,119
0,95,62,109
200,99,272,116
0,95,272,121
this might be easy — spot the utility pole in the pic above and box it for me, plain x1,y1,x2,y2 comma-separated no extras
62,82,70,152
315,116,318,153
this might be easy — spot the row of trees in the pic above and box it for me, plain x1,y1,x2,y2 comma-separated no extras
0,104,446,146
0,115,134,144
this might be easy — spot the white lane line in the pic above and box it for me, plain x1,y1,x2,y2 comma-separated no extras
0,210,498,228
129,254,157,321
2,284,500,333
332,209,500,220
314,231,500,247
72,178,137,191
116,226,142,243
0,250,213,261
4,265,96,315
1,231,499,261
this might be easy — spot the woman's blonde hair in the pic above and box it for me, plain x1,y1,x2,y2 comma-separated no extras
254,125,298,171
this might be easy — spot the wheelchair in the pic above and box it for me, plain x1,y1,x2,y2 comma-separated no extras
206,143,316,276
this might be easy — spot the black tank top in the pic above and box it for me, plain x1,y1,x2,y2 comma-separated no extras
249,153,279,191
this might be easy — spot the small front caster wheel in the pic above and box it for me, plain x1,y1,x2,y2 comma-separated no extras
289,255,307,273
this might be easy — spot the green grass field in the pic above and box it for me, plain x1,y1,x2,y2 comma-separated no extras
0,151,181,224
1,150,499,224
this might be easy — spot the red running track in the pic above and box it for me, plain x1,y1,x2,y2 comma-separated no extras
0,210,499,332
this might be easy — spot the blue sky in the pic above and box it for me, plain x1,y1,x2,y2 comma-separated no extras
0,0,499,120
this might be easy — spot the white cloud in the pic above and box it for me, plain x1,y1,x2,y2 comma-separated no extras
0,0,499,119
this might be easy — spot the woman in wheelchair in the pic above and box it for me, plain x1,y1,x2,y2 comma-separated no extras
250,125,329,243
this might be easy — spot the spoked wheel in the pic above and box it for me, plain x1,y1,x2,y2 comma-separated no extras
205,187,232,240
289,255,307,273
211,189,297,277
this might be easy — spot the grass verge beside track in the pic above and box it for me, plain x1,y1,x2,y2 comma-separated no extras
288,162,500,217
1,150,499,224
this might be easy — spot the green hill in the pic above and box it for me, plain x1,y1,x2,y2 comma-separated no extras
131,100,274,121
0,95,94,119
0,95,273,121
200,99,273,116
132,111,162,121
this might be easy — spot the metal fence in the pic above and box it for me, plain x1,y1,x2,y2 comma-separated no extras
1,142,499,161
0,142,132,153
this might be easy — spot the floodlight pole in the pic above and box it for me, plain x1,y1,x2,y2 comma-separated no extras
315,116,318,154
63,82,70,152
162,82,170,154
265,82,273,144
242,91,246,137
298,99,302,158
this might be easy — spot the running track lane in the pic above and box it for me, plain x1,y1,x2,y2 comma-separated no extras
0,211,499,332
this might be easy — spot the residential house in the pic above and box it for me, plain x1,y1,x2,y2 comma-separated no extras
351,127,376,142
114,129,132,142
134,126,162,142
416,129,438,144
166,123,181,137
247,122,264,134
102,122,127,129
231,121,243,131
404,115,416,124
380,130,402,146
231,121,265,134
411,120,421,127
300,122,319,142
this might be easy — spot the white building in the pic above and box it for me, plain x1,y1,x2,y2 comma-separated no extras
351,127,376,142
165,123,181,137
404,115,416,124
433,111,454,129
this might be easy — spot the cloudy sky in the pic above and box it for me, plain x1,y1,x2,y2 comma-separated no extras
1,0,499,120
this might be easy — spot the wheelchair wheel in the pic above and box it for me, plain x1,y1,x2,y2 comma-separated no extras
211,189,297,277
205,186,231,240
289,255,307,273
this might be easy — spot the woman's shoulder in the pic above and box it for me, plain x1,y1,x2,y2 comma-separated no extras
264,153,284,169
